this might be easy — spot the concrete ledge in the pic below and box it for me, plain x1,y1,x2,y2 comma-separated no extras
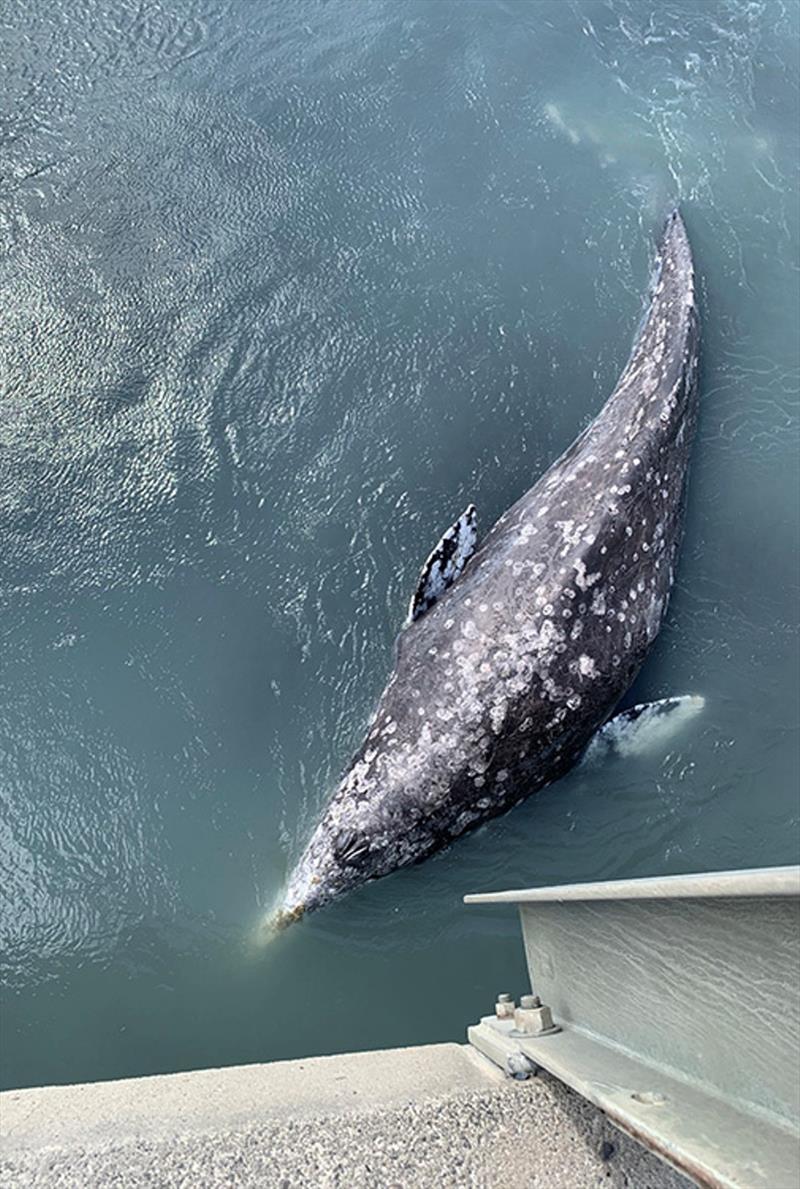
1,1044,498,1152
0,1044,692,1188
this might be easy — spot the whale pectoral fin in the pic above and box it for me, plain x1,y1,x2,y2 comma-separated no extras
582,695,705,766
407,504,478,623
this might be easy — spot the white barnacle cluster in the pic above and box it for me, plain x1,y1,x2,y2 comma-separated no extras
590,588,606,616
577,653,597,678
555,518,585,554
573,558,601,591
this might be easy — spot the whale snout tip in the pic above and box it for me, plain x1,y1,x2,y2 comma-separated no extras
256,903,306,946
272,903,305,932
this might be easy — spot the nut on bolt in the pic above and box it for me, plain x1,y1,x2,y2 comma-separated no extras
495,992,516,1020
514,992,560,1036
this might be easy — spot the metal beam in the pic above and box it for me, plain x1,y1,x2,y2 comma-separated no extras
465,866,800,1189
465,864,800,904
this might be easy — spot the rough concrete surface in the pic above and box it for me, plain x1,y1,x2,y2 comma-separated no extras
1,1043,692,1188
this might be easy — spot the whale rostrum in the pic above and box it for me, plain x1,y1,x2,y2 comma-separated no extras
272,210,701,931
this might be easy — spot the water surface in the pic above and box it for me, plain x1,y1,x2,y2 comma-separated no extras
1,0,798,1089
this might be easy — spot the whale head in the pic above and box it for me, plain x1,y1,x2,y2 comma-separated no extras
269,686,467,933
268,766,400,931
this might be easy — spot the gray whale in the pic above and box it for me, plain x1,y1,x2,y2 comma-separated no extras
274,210,700,929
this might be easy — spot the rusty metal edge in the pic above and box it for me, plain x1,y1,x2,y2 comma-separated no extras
592,1093,730,1189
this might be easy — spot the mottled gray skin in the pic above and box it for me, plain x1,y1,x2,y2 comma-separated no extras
275,211,699,928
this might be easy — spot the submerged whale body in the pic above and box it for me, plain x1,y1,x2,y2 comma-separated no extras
273,210,700,930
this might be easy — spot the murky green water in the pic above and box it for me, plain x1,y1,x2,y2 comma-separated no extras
1,0,798,1090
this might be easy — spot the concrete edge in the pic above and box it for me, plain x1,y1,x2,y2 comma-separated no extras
1,1043,504,1155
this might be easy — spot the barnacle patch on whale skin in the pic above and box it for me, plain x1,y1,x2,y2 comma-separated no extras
408,504,478,623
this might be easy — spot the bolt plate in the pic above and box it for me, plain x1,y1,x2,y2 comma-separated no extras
469,1016,799,1189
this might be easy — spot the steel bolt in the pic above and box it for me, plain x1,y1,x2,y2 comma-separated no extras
495,993,516,1020
514,995,559,1036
